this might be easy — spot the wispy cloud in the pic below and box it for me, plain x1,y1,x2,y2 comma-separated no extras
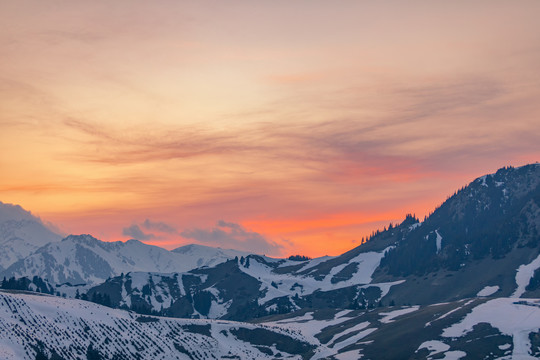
55,73,535,176
122,224,156,240
180,220,282,255
141,219,178,234
60,118,264,165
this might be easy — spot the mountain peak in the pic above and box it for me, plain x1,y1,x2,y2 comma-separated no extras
0,201,62,270
125,238,145,245
61,234,102,247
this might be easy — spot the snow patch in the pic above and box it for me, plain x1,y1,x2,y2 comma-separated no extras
435,230,443,254
417,340,450,356
334,349,364,359
512,253,540,298
379,306,419,324
328,321,369,345
477,175,488,187
477,285,499,297
267,308,361,357
331,327,376,354
425,299,475,327
363,280,406,302
439,350,467,359
296,255,336,272
206,286,232,318
409,222,422,230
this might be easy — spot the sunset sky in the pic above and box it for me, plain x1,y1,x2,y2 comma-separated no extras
1,1,539,257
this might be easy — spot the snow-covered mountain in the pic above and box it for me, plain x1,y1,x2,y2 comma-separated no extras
1,234,251,285
0,201,62,271
84,244,400,320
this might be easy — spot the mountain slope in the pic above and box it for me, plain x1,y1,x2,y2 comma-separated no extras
380,164,540,276
0,201,62,270
371,163,540,306
1,235,249,285
258,297,540,359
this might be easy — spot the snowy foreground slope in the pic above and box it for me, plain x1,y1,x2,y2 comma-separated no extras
0,290,315,360
2,290,540,360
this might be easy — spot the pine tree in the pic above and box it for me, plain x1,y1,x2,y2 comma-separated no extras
35,350,48,360
86,343,102,360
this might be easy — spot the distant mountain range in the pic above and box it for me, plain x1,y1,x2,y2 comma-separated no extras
0,163,539,359
1,234,251,286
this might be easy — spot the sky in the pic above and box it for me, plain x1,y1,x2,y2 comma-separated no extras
1,1,539,257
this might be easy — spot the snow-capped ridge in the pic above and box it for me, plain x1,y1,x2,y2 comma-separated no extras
172,242,252,256
1,234,253,285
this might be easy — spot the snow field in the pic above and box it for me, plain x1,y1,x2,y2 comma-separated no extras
240,247,396,306
442,298,540,359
